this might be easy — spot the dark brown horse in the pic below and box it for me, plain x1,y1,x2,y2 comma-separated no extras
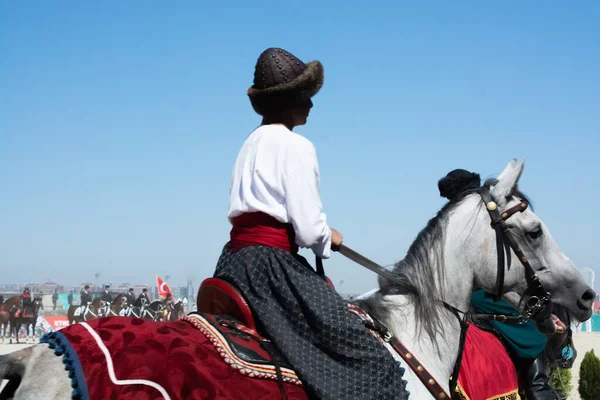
10,296,44,344
67,297,102,325
0,296,21,342
166,300,185,321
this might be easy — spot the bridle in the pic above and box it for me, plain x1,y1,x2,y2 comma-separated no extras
476,186,552,323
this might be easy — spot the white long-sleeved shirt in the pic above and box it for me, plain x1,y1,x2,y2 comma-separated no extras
228,124,332,259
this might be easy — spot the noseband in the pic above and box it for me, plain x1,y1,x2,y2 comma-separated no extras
477,186,551,322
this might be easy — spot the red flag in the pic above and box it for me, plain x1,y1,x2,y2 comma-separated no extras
156,275,173,299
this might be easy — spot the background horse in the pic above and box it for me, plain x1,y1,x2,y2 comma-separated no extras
67,297,102,325
11,296,43,344
104,294,127,317
145,300,166,321
0,159,594,400
122,299,155,320
0,296,20,343
164,300,184,321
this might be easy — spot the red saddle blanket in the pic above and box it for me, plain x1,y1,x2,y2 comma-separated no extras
41,314,521,400
456,322,520,400
42,316,308,400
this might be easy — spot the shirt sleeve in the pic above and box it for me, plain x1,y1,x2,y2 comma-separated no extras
283,143,332,259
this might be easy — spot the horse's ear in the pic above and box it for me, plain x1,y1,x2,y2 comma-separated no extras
496,159,517,180
492,158,526,200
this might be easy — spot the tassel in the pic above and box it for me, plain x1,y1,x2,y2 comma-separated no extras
72,388,82,399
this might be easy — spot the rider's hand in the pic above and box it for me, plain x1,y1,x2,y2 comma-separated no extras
551,314,567,334
331,228,343,251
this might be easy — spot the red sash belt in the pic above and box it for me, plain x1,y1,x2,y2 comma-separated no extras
227,212,298,253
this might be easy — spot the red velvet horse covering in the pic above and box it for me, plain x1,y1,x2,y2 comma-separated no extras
456,322,520,400
51,316,309,400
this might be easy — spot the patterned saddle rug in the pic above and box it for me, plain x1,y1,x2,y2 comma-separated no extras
40,315,309,400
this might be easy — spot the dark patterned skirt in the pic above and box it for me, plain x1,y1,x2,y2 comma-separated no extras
214,245,408,400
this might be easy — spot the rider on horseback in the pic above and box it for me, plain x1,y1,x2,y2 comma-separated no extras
99,284,112,317
21,287,32,316
79,285,92,317
135,288,149,311
125,288,136,308
212,47,407,400
161,293,173,321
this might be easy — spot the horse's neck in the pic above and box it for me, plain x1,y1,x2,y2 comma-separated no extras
382,202,481,394
383,295,463,394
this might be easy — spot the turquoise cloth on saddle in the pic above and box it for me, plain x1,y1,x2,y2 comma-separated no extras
471,289,547,363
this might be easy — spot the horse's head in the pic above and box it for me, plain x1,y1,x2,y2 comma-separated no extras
466,159,595,322
360,160,593,343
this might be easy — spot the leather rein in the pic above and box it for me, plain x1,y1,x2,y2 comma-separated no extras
329,186,552,399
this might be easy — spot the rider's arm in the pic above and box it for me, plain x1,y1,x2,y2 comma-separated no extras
283,139,332,259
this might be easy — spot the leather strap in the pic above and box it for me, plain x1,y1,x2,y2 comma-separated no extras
361,317,452,399
389,336,451,399
472,313,522,323
315,256,327,279
445,305,468,397
478,188,516,301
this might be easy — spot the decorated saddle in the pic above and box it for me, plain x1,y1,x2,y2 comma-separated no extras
183,313,300,384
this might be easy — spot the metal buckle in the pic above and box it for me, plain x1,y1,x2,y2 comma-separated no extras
382,330,393,343
520,293,551,323
526,295,541,308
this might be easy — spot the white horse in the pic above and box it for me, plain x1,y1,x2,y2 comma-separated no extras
0,159,594,399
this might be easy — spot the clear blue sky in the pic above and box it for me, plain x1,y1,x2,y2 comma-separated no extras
1,2,598,294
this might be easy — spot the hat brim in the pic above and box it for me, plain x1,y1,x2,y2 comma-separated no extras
247,61,324,116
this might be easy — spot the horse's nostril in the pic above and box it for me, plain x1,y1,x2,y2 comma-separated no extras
582,289,596,301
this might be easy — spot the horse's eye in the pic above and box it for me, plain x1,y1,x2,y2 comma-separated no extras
527,229,543,239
